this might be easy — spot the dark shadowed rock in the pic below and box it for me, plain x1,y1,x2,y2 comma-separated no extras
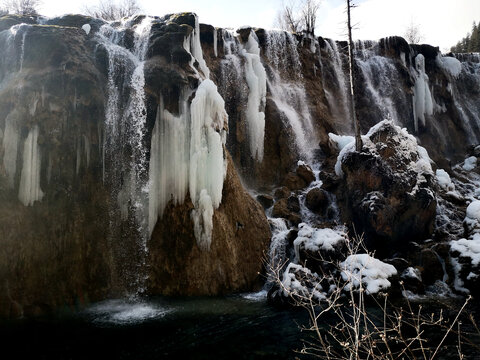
305,187,328,213
257,194,274,209
287,195,300,213
274,186,291,200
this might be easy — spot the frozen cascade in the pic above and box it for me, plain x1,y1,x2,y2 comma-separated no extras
148,97,190,236
148,80,228,250
190,80,228,250
18,125,44,206
413,54,434,132
183,16,210,79
265,30,316,161
148,14,228,250
241,30,266,162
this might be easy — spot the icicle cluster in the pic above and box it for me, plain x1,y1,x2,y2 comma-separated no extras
148,16,228,251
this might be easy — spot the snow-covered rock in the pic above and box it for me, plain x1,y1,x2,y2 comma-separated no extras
340,254,397,294
334,120,437,256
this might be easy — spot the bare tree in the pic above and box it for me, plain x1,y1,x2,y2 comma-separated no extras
301,0,320,35
83,0,141,21
346,0,362,152
1,0,41,15
404,19,424,44
274,0,302,33
275,0,320,35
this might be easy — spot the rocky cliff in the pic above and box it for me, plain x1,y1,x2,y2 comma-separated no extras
0,12,479,317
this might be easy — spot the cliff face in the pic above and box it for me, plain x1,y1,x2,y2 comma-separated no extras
0,12,479,317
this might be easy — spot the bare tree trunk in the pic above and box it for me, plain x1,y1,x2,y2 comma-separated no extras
347,0,362,152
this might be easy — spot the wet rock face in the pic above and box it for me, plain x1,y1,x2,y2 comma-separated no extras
0,20,114,318
337,122,437,257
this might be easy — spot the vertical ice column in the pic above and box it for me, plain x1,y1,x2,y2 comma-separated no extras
413,54,433,132
18,125,44,206
183,15,210,79
148,98,190,236
241,30,266,162
2,114,19,188
190,79,228,250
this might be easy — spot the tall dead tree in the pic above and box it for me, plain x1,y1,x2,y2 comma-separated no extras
347,0,362,152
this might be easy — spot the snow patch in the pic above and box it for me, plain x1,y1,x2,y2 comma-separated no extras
436,169,455,192
462,156,477,171
82,24,91,35
437,55,462,78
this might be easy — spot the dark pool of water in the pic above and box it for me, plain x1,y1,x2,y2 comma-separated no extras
0,292,315,360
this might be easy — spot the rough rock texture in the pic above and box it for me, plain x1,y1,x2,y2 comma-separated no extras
0,20,115,317
147,154,271,295
0,13,272,317
337,122,437,257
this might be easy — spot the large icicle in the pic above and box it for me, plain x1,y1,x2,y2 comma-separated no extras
413,54,433,132
18,125,44,206
2,112,19,188
190,79,228,250
148,97,190,235
241,30,266,162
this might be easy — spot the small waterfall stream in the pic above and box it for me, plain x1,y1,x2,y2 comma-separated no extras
96,16,154,296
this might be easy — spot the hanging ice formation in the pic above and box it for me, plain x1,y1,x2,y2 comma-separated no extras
18,125,44,206
148,16,228,251
241,30,267,162
412,54,433,132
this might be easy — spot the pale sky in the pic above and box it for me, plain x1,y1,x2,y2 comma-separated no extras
39,0,480,52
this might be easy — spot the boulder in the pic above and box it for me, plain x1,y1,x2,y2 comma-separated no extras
305,187,329,213
272,198,290,219
336,121,437,257
296,163,315,184
284,172,307,191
